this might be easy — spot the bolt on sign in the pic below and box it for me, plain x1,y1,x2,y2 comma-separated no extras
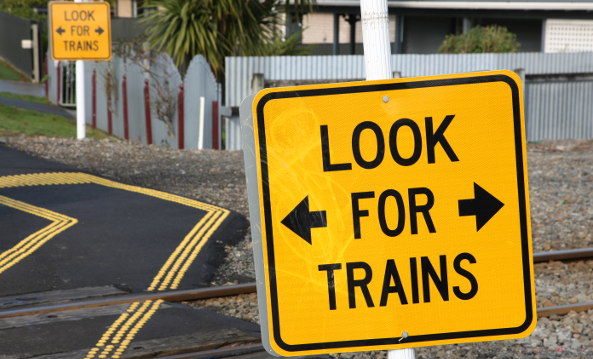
241,71,536,356
49,1,111,61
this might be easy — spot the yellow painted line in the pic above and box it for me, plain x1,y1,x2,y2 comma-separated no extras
94,300,156,359
0,195,77,275
111,300,163,359
170,210,227,289
157,210,225,291
86,208,228,358
0,172,223,211
0,172,90,188
0,220,64,271
0,172,231,358
146,211,216,291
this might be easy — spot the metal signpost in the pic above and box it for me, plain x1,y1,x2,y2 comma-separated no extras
242,69,536,357
358,1,414,357
49,1,111,61
49,1,111,140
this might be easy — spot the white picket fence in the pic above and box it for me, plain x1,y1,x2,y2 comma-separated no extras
46,53,220,150
45,52,593,150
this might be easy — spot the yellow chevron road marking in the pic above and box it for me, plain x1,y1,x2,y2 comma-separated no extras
0,195,77,274
0,172,231,359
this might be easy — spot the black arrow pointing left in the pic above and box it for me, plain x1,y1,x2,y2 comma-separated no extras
281,196,327,245
56,26,65,36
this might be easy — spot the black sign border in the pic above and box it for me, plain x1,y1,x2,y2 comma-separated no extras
255,74,533,352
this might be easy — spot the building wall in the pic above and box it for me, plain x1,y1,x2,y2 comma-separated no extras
401,16,543,54
111,18,146,41
302,13,397,45
403,16,455,53
301,12,544,54
116,0,135,18
545,19,593,52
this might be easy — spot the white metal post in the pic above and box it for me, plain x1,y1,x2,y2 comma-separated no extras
360,0,415,358
360,0,392,80
75,0,87,140
388,347,416,359
76,60,86,140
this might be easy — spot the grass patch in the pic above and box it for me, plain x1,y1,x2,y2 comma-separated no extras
0,103,110,139
0,59,29,82
0,92,51,104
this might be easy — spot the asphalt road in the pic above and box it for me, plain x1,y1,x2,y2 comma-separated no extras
0,143,247,294
0,143,256,358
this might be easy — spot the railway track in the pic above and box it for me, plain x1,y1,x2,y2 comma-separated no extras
150,343,267,359
0,247,591,358
1,247,592,320
533,247,593,263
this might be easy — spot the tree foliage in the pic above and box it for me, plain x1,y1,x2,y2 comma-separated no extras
439,25,520,54
141,0,314,80
0,0,47,20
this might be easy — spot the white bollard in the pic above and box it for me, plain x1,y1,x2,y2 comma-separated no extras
198,96,205,149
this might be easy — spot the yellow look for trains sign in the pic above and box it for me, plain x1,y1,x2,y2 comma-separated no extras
242,71,536,356
49,2,111,61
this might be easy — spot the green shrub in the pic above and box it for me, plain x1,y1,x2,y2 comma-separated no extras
0,0,47,20
439,25,520,53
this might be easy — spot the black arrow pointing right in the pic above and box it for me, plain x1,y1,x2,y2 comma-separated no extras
95,26,104,35
281,196,327,245
458,183,504,231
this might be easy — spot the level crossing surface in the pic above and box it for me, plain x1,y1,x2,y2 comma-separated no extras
0,144,256,358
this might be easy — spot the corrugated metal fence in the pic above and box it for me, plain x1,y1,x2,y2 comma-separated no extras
46,53,220,149
526,78,593,140
225,52,593,148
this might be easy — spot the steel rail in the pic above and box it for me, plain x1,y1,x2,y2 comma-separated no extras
0,282,256,319
537,301,593,317
2,247,593,319
152,343,334,359
533,247,593,263
152,343,266,359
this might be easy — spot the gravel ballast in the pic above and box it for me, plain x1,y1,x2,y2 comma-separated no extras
4,135,593,358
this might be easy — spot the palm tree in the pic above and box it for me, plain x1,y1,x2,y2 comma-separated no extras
141,0,314,81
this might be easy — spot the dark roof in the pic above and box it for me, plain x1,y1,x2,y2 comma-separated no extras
316,0,593,10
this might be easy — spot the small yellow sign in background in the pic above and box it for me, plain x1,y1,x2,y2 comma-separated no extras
249,71,536,356
49,2,111,61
